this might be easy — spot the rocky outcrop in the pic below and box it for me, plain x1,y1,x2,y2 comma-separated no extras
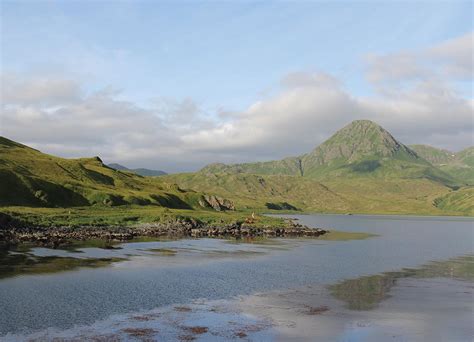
0,217,327,247
198,195,235,211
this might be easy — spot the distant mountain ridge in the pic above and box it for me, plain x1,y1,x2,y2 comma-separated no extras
409,145,474,185
201,120,460,187
108,163,167,177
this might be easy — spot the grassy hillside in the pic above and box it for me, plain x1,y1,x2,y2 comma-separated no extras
165,172,465,215
165,172,350,212
0,136,203,209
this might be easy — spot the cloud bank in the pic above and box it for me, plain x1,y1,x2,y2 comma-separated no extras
1,33,472,172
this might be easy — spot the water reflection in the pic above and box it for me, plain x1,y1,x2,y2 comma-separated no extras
329,254,474,310
0,237,296,280
0,244,124,279
8,255,473,342
0,233,364,280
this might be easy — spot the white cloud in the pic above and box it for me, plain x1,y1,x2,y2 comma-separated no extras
1,73,81,106
366,32,473,86
1,33,472,172
426,32,473,79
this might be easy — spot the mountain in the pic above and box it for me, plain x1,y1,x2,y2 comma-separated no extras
201,120,458,187
0,136,199,208
108,163,167,177
166,120,473,215
410,145,474,185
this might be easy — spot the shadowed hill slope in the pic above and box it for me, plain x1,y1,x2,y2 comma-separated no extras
0,136,200,208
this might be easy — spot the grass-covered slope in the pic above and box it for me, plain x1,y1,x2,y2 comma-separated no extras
0,136,201,208
165,172,350,212
166,172,461,215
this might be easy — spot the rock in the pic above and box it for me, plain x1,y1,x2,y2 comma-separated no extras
199,195,235,211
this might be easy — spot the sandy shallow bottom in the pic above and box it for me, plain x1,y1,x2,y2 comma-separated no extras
5,276,472,342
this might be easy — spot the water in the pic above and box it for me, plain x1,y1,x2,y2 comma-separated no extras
0,214,473,340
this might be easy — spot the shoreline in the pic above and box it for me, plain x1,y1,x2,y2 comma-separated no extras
0,215,328,247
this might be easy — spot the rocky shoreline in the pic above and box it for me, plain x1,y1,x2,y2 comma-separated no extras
0,214,328,248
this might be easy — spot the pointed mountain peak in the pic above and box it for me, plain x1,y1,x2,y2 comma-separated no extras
302,120,420,169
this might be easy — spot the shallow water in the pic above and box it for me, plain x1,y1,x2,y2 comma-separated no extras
0,214,473,340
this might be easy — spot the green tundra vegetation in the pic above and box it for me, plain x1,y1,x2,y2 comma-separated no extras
1,120,473,227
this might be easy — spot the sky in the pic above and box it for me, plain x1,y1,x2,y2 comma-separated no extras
1,0,473,172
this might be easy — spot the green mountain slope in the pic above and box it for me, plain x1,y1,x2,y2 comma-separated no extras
410,145,474,185
0,136,199,208
108,163,167,177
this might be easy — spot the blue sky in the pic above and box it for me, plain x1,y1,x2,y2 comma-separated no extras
1,1,473,171
3,1,472,108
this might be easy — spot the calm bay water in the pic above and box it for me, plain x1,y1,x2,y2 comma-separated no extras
0,214,473,340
